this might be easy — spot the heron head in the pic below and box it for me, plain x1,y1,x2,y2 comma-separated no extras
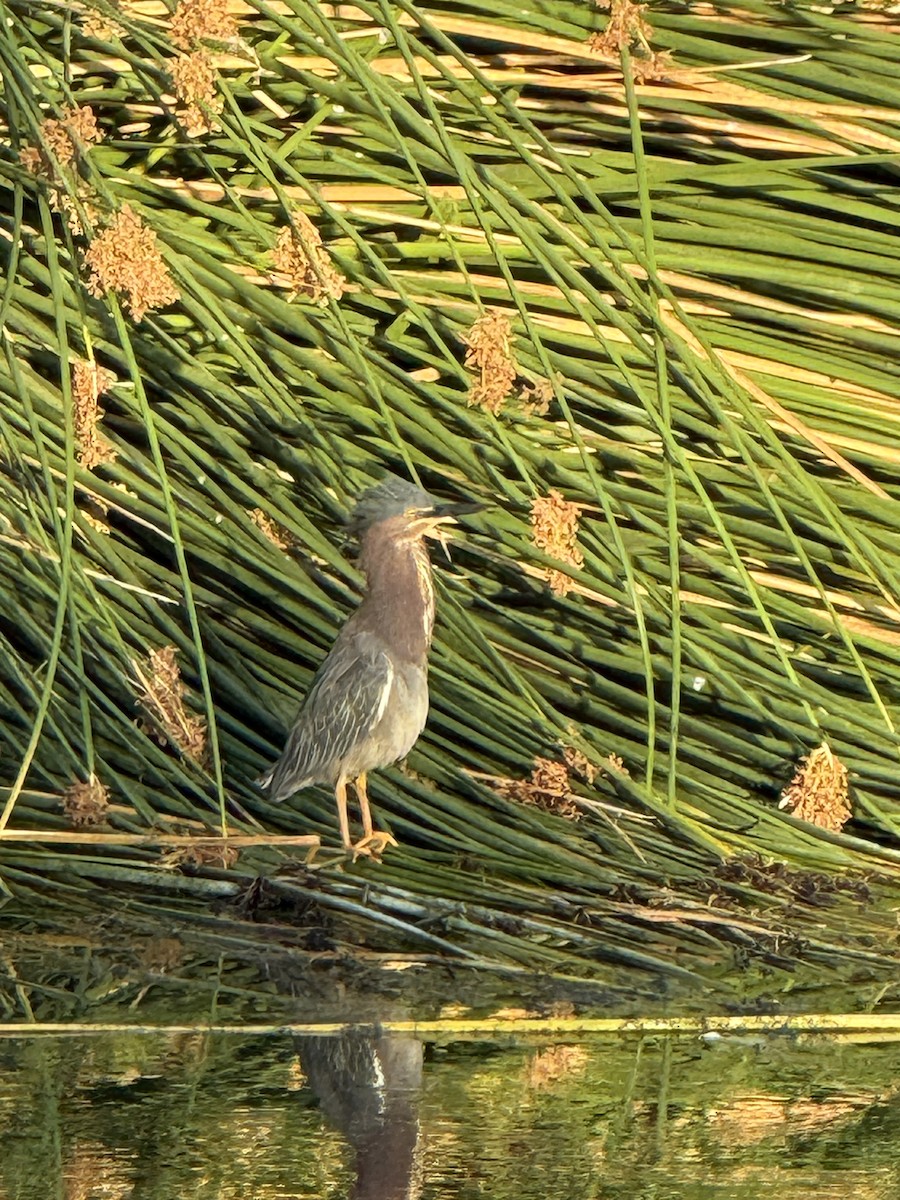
350,475,481,546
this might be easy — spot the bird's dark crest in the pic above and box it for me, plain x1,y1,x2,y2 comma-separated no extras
349,474,436,535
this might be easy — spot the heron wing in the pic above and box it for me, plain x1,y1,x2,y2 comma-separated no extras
259,632,394,802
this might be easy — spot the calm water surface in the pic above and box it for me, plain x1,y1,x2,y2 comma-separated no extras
2,1027,898,1198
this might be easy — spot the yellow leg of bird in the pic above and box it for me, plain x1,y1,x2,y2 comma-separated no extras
357,772,373,839
351,774,398,861
335,777,353,851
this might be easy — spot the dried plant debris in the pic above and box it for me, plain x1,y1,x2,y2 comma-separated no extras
272,212,346,304
84,205,180,322
161,840,239,870
461,308,518,414
170,0,239,50
249,507,294,551
779,743,851,833
493,755,582,821
62,775,110,827
133,644,207,760
80,508,111,536
72,358,117,469
169,50,224,136
531,489,585,597
713,854,870,904
79,479,133,537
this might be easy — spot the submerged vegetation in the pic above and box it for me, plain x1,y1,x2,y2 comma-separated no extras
2,0,900,1008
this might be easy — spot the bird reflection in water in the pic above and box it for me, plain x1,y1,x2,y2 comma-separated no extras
297,1027,424,1200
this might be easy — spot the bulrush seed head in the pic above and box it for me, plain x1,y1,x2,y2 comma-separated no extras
461,308,517,414
272,212,346,305
492,756,582,821
62,775,110,827
169,50,224,136
133,644,207,760
84,205,180,322
30,104,103,170
170,0,239,50
531,489,585,597
72,358,117,469
589,0,669,77
779,742,851,832
590,0,654,55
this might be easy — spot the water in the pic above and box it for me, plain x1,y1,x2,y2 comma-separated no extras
1,1026,897,1198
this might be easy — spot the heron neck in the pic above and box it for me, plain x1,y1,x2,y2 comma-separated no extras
359,532,435,662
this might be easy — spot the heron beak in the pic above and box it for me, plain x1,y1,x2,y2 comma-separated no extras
422,502,482,560
433,501,483,521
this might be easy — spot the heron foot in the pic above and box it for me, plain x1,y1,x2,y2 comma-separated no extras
350,831,399,862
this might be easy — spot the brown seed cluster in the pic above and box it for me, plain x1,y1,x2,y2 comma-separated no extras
272,212,346,305
589,0,671,78
562,744,597,785
58,190,101,238
779,742,851,833
72,358,117,469
589,0,653,55
18,145,43,176
84,205,180,322
461,308,518,414
19,105,103,234
170,0,239,50
604,752,630,776
249,507,294,551
81,3,126,40
62,775,110,827
46,104,102,165
20,104,103,173
531,489,585,596
519,376,554,417
631,50,674,82
134,644,208,760
169,50,223,136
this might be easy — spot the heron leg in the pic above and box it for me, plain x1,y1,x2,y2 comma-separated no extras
356,772,373,839
335,777,353,851
351,773,398,861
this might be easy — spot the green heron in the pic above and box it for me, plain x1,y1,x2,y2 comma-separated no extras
258,476,477,858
